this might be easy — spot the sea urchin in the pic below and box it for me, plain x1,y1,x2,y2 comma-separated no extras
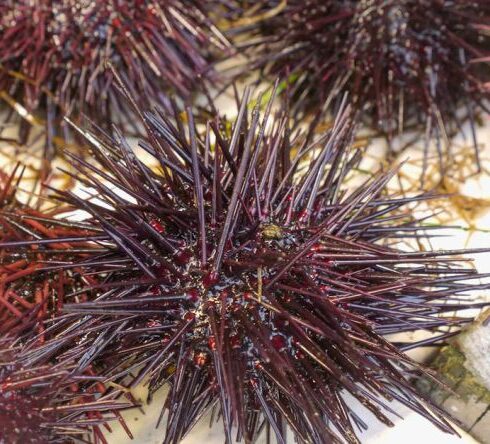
0,0,231,145
237,0,490,156
3,87,489,443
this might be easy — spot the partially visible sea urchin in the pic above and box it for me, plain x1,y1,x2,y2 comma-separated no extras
0,166,135,443
0,342,135,443
0,0,231,145
0,163,107,337
236,0,490,159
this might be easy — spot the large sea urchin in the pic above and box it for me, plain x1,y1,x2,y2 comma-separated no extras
237,1,490,157
0,0,231,146
3,87,489,443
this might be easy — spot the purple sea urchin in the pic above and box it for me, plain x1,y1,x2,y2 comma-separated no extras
4,87,488,443
0,164,105,337
0,343,135,443
0,169,135,442
0,0,231,147
237,1,490,160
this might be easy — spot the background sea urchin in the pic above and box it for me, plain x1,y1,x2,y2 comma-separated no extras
0,165,136,443
0,343,135,444
0,0,231,150
236,0,490,163
2,87,488,443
